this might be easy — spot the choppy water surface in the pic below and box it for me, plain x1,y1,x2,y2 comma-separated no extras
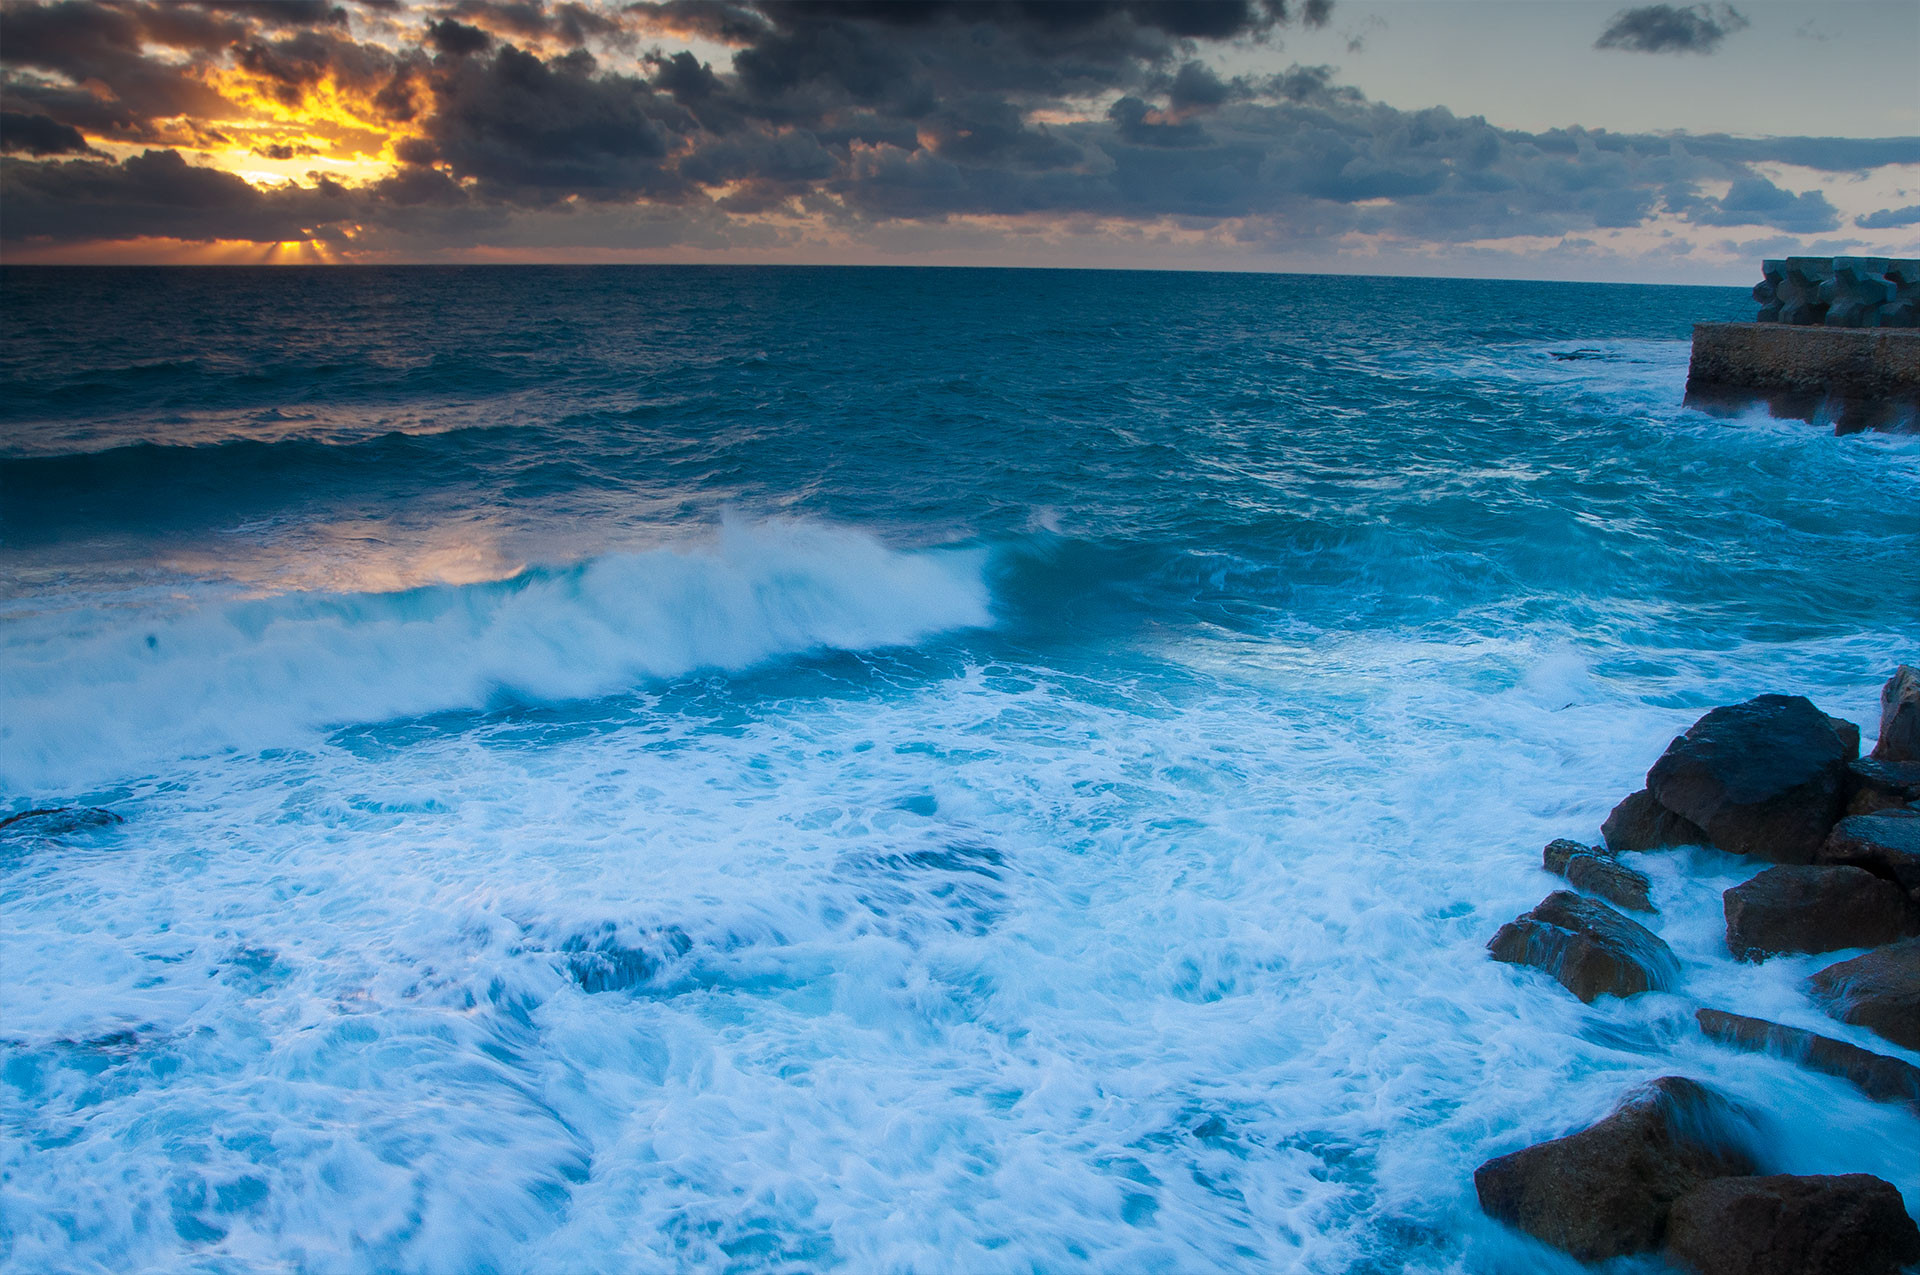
2,266,1916,1273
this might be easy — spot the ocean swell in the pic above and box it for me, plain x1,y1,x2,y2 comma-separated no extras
0,520,990,793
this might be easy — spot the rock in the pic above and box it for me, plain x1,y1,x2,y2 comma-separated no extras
1473,1077,1758,1262
1543,839,1655,913
1695,1008,1920,1106
1723,865,1912,961
1542,838,1593,874
1819,812,1920,899
1809,937,1920,1051
1665,1174,1920,1275
0,806,124,838
1488,890,1679,1002
1845,757,1920,816
1645,695,1859,863
1871,665,1920,762
1601,788,1708,853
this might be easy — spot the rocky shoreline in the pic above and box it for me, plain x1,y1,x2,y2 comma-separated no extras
1478,666,1920,1272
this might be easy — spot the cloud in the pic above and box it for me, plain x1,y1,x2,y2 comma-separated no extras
415,45,687,202
0,0,1911,265
0,109,95,155
1596,4,1749,55
1686,175,1838,233
0,148,348,242
1855,204,1920,230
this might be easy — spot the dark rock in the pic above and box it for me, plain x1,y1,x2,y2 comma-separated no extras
1488,890,1679,1002
1696,1008,1920,1105
1542,839,1655,913
1809,937,1920,1051
1871,665,1920,763
1645,695,1859,863
1473,1077,1758,1262
1542,838,1595,874
1665,1173,1920,1275
1601,788,1708,853
1723,865,1911,961
1820,811,1920,896
1844,757,1920,816
0,806,124,837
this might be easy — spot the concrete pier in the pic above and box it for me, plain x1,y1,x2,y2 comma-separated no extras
1685,324,1920,432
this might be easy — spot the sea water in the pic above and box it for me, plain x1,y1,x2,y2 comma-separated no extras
1,266,1916,1273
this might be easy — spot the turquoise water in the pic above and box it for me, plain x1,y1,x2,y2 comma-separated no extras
2,266,1916,1272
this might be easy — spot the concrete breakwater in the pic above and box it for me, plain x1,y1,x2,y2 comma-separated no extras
1754,257,1919,329
1686,258,1920,432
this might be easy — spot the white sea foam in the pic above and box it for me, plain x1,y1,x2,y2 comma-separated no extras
0,519,991,793
2,617,1914,1273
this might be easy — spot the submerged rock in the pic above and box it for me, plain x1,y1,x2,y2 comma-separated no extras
0,806,124,838
1542,838,1655,913
1488,890,1678,1002
1809,938,1920,1051
1722,865,1911,961
1473,1077,1757,1262
1665,1173,1920,1275
1844,757,1920,817
1871,665,1920,763
1645,695,1859,863
1695,1008,1920,1106
1601,788,1708,853
1819,811,1920,898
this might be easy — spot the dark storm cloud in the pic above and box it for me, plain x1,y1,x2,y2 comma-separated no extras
416,45,688,200
1595,4,1749,55
0,148,347,242
0,110,96,156
1854,204,1920,230
1684,174,1838,232
1681,134,1920,171
440,1,629,47
0,1,236,137
196,2,349,28
428,17,495,56
0,0,1911,255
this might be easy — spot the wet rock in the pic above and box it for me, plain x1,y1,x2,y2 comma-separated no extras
1543,839,1655,913
1695,1008,1920,1106
1645,695,1859,863
1809,937,1920,1051
1473,1077,1758,1262
1819,811,1920,896
1723,865,1911,961
1601,788,1708,853
1844,757,1920,816
0,806,124,837
1488,890,1679,1002
1871,665,1920,763
1665,1174,1920,1275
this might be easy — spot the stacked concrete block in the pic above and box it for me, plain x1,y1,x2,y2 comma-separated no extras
1755,258,1920,328
1884,261,1920,328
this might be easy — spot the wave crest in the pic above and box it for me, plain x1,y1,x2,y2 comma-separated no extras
0,520,991,792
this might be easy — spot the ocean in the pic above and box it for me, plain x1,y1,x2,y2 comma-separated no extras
2,265,1916,1272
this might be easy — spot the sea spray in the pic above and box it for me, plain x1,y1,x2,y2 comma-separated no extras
3,267,1916,1273
0,519,990,792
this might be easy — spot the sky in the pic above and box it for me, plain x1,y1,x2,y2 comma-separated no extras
0,0,1916,281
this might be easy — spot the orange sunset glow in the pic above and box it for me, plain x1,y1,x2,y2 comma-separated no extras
1,1,1916,277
